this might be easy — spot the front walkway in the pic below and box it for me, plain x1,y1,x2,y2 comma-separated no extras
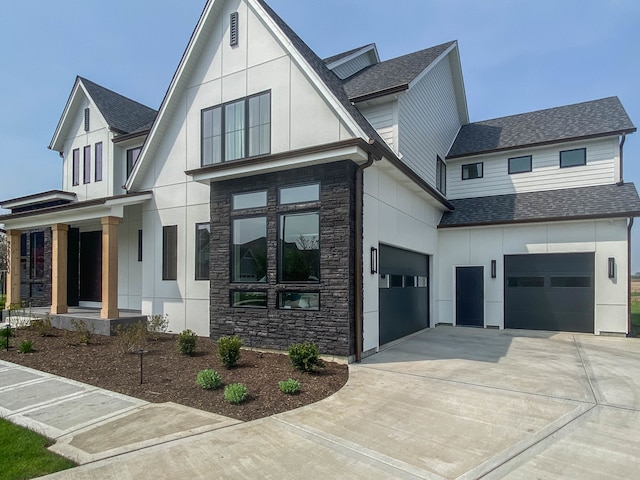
3,327,638,479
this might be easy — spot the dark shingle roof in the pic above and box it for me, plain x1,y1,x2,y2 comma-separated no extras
342,41,455,101
439,183,640,228
448,97,636,159
80,77,158,134
323,44,375,65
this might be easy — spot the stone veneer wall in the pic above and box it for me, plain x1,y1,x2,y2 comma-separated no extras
20,228,52,308
209,161,357,357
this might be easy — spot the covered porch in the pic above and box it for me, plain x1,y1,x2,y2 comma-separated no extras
0,191,151,326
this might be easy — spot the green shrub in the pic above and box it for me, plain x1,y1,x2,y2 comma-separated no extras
288,342,325,372
147,314,169,341
0,326,13,338
217,335,242,368
18,340,34,354
177,329,198,356
31,315,53,337
278,378,301,395
196,369,222,390
70,319,93,345
114,322,147,354
224,383,248,404
0,294,6,310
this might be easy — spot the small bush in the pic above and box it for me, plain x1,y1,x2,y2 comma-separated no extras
0,326,13,338
147,314,169,341
0,294,6,310
70,319,93,345
224,383,248,404
288,342,325,372
31,315,53,337
217,335,242,368
177,329,198,356
196,369,222,390
278,378,301,395
19,340,34,354
114,322,147,354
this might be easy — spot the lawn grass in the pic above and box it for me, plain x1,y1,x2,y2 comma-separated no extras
0,419,75,480
631,300,640,338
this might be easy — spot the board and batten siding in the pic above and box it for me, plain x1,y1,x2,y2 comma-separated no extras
332,52,375,80
446,137,619,199
397,54,462,188
359,101,397,152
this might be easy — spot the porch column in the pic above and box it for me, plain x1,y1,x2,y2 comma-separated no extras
51,224,69,314
6,229,21,307
100,216,120,319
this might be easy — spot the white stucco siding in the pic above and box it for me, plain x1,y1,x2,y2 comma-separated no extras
446,137,619,199
62,96,114,200
362,164,443,353
359,101,397,152
117,205,143,311
397,54,462,187
437,219,629,334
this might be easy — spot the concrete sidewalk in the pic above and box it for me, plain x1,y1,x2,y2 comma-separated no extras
3,327,640,479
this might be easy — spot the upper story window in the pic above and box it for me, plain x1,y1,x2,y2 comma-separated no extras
72,149,80,186
508,155,532,174
95,143,103,182
126,147,142,178
436,156,446,195
560,148,586,168
462,162,483,180
201,91,271,166
83,146,91,184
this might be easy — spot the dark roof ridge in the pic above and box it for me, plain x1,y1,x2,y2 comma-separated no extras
323,43,376,65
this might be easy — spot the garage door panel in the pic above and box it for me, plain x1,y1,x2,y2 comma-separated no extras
505,253,594,333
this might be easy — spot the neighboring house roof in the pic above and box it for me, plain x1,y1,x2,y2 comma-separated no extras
439,183,640,228
323,44,376,65
79,77,158,134
448,97,636,159
342,41,456,101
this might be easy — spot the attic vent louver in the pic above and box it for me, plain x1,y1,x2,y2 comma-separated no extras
84,108,90,132
230,12,238,46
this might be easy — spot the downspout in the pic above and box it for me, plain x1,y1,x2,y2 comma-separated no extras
628,216,635,336
354,148,375,362
618,133,626,185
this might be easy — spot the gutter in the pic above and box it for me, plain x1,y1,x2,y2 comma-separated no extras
354,146,377,362
618,133,626,185
628,216,635,336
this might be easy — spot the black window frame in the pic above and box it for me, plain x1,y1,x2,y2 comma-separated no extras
29,231,45,280
126,147,142,179
232,190,267,210
95,142,103,182
436,156,446,194
231,215,268,284
137,230,143,262
201,90,271,166
278,210,320,284
278,183,320,205
508,155,532,174
83,145,91,184
277,291,320,311
560,148,586,168
162,225,178,281
230,290,267,309
72,148,80,186
195,223,211,281
462,162,483,180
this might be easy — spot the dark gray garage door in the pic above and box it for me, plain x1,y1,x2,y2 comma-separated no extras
505,253,594,333
379,245,429,345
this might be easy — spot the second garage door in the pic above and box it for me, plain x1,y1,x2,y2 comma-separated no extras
504,253,594,333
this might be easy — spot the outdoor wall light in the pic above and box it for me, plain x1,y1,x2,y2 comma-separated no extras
491,260,497,279
370,247,378,274
608,257,615,279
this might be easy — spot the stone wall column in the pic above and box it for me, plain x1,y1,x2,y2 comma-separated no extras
100,216,120,319
6,229,21,307
50,224,69,314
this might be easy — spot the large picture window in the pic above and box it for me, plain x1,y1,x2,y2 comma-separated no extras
232,217,267,283
202,91,271,166
162,225,177,281
279,212,319,282
195,223,211,281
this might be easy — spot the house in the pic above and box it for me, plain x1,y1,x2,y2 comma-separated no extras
1,0,638,361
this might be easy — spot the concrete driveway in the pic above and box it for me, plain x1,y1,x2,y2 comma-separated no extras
40,327,640,479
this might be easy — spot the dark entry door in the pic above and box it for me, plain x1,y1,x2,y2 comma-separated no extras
67,228,80,306
456,267,484,327
79,231,102,302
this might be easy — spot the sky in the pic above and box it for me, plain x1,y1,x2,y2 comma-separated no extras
1,0,639,270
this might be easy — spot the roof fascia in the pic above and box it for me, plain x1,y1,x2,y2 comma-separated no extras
446,129,636,161
326,44,379,70
438,211,640,229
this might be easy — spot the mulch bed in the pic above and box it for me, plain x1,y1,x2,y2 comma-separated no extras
0,327,349,422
